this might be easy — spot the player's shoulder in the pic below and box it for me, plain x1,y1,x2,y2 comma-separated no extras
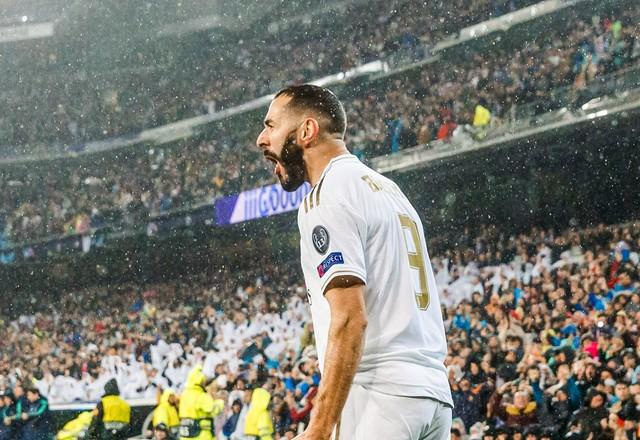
298,154,368,217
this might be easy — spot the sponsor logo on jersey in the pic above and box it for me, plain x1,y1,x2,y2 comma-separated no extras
312,225,330,254
317,252,344,278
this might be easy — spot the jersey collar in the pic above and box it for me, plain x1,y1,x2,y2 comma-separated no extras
315,153,356,187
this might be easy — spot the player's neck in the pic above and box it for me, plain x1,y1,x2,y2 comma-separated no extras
306,141,349,187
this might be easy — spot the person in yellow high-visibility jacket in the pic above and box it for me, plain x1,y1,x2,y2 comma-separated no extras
471,98,492,141
178,366,224,440
152,389,180,438
56,411,93,440
87,378,131,440
473,103,491,127
244,387,273,440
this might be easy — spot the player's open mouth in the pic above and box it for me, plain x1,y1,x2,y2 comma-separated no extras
264,153,283,177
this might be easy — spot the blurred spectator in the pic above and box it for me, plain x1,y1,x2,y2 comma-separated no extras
152,423,172,440
20,387,53,440
0,390,20,440
222,399,243,439
243,387,273,440
489,383,538,428
568,391,609,437
55,411,93,440
451,375,484,430
150,389,180,439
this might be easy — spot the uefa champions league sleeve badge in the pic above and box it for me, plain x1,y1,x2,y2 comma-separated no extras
312,225,330,254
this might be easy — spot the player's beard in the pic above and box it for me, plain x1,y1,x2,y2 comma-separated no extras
275,132,307,192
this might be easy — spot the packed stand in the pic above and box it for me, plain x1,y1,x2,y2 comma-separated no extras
0,262,319,439
0,130,270,244
434,222,640,440
2,6,640,245
346,7,640,156
194,0,542,110
0,0,539,150
1,221,640,439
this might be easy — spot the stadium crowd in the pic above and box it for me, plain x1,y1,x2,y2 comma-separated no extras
2,6,639,245
1,221,639,439
0,129,269,244
345,7,640,155
0,0,548,150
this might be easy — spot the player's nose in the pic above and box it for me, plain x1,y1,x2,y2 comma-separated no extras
256,128,269,150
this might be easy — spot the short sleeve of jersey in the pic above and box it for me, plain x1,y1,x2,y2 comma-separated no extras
299,200,367,294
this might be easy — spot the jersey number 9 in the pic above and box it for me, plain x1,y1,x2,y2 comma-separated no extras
398,214,430,310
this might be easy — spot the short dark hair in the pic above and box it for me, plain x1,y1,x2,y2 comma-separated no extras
275,84,347,137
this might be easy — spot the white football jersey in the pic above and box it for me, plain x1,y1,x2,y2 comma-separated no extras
297,154,453,406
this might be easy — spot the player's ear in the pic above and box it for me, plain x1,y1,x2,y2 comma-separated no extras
300,117,320,146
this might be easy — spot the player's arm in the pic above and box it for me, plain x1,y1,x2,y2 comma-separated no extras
304,276,367,439
297,195,368,439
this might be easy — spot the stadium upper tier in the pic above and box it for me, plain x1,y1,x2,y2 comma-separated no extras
0,1,638,246
1,0,543,151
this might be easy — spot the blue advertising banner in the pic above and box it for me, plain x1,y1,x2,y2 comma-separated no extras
215,183,311,225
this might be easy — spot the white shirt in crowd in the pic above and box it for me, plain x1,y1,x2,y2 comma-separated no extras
15,294,309,404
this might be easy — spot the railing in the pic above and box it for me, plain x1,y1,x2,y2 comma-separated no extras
350,62,640,163
511,63,640,122
485,63,640,142
369,77,640,174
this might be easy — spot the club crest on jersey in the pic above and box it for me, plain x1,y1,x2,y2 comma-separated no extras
317,252,344,278
312,225,330,254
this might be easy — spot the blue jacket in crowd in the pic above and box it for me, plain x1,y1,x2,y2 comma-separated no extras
21,394,53,440
0,392,22,440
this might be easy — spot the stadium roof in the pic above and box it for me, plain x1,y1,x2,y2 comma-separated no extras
0,0,347,71
0,0,346,37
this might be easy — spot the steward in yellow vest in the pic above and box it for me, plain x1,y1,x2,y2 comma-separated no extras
87,379,131,440
152,389,180,437
56,411,93,440
244,388,273,440
178,366,224,440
